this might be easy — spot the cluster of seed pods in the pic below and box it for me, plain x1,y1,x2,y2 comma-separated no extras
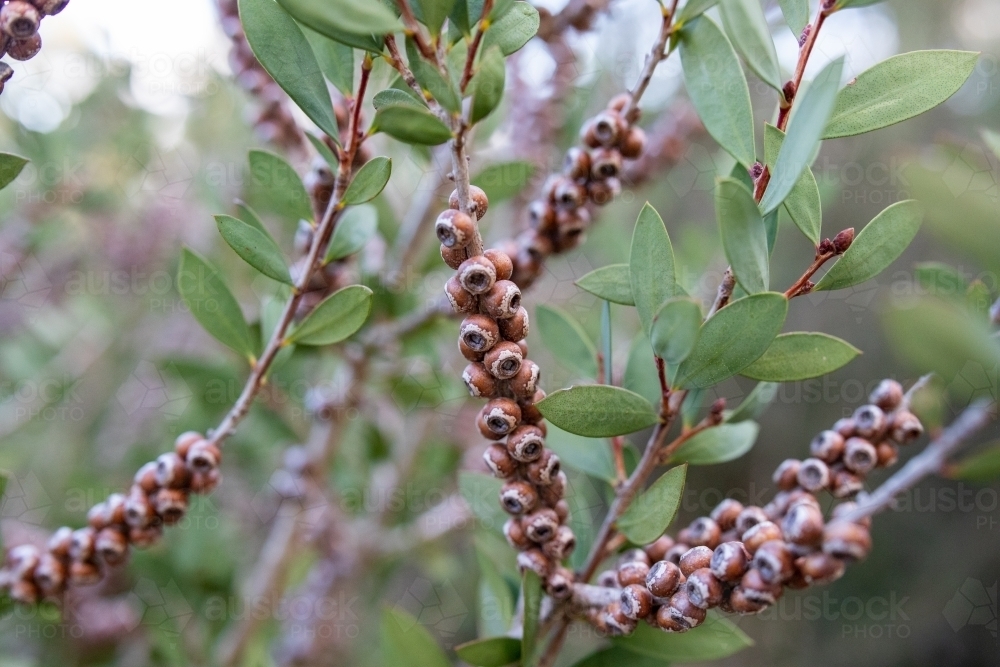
0,0,68,93
584,379,924,635
0,432,222,603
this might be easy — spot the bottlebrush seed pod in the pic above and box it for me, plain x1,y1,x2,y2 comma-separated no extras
520,389,546,424
876,441,899,467
678,546,713,577
449,185,489,220
463,363,497,398
796,458,830,492
95,528,129,566
742,520,782,555
526,450,561,485
729,585,767,614
597,569,620,588
70,528,96,562
524,508,560,543
498,306,530,343
528,200,557,233
6,34,38,62
174,431,203,459
1,2,41,39
607,92,631,112
478,399,520,439
619,548,652,567
508,359,539,400
621,583,654,619
484,248,513,281
547,175,587,208
441,244,467,270
587,176,621,206
482,280,522,320
457,256,497,295
542,525,576,560
0,62,12,93
563,146,592,180
553,499,570,523
540,470,566,507
796,552,845,585
782,502,824,547
646,560,683,597
645,535,676,563
87,501,111,530
155,452,190,489
843,437,878,474
831,501,872,528
772,459,801,490
870,379,904,411
667,590,707,629
435,209,476,248
459,314,500,353
831,467,864,498
710,541,749,582
890,411,923,444
190,468,221,494
619,126,646,159
48,527,73,558
664,542,690,565
655,605,689,632
810,430,846,463
33,553,66,594
710,499,744,532
503,518,531,549
153,488,188,524
129,524,163,549
187,440,221,474
460,337,487,363
591,111,625,147
739,568,783,605
484,340,523,379
517,339,529,357
36,0,70,15
501,480,538,515
68,560,102,587
822,520,872,561
686,517,722,549
734,506,769,536
685,568,724,609
833,417,857,438
603,602,638,636
752,540,794,584
444,275,477,314
590,148,624,180
546,567,574,600
484,443,518,478
134,461,159,494
7,544,40,576
516,548,551,577
617,560,650,587
852,404,886,439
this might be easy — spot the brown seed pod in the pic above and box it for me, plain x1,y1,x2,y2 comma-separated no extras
174,431,203,460
526,450,561,485
876,441,899,468
843,437,878,475
534,468,563,506
685,568,724,609
441,244,467,270
128,524,163,549
457,256,497,295
586,110,625,147
710,541,749,582
619,126,646,159
831,466,865,498
617,560,650,587
752,540,794,584
509,358,540,399
587,176,621,206
542,525,576,561
479,398,521,438
597,569,620,589
523,508,560,543
678,546,713,577
742,520,783,555
870,379,904,411
503,518,531,549
563,146,592,181
644,535,676,563
500,480,538,515
667,590,707,630
772,459,801,490
590,148,623,180
460,314,500,353
553,499,570,523
47,527,73,558
187,440,221,474
620,583,654,619
516,548,551,578
519,389,546,424
546,567,575,600
1,1,40,39
796,457,831,492
449,185,489,220
618,548,652,567
890,411,923,444
33,553,66,595
709,499,744,532
0,62,12,93
833,417,856,438
484,248,513,281
482,280,522,320
6,544,40,576
463,363,498,398
95,528,129,566
124,487,154,528
134,461,160,495
190,468,221,495
686,517,722,549
435,209,476,248
646,559,683,598
155,452,190,489
655,604,690,632
484,340,523,379
781,502,824,547
603,601,638,636
728,585,768,614
852,404,886,439
810,430,846,463
822,520,871,561
69,560,102,587
830,501,872,529
70,527,97,563
738,568,783,606
484,443,518,478
527,200,557,233
153,488,189,525
795,552,846,586
547,174,587,209
664,542,691,565
734,506,769,537
444,275,477,313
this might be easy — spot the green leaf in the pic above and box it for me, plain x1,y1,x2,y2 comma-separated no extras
825,50,978,139
278,0,401,43
234,199,272,238
325,204,378,262
624,334,661,407
476,541,515,635
482,2,539,56
344,157,392,205
306,133,339,167
470,45,506,123
617,465,687,544
301,25,354,96
407,39,462,113
726,382,778,423
544,425,616,482
816,199,923,291
0,153,28,191
576,264,634,306
614,612,753,661
248,150,313,222
239,0,340,138
716,177,769,293
720,0,781,91
415,0,457,35
677,0,720,24
670,422,760,465
760,56,844,214
215,215,292,285
630,203,677,335
650,298,702,367
472,161,534,203
459,472,506,532
456,637,520,667
951,443,1000,483
373,104,453,145
914,262,968,298
287,284,374,345
572,648,666,667
674,292,788,389
538,386,660,438
522,569,542,667
373,88,425,110
680,16,755,168
380,607,450,667
764,124,822,244
777,0,808,36
741,332,861,381
834,0,885,7
177,249,253,357
536,304,597,379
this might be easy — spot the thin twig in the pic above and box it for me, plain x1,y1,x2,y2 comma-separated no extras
783,248,836,299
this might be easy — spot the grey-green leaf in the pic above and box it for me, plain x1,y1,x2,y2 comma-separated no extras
373,88,425,110
677,0,720,24
380,607,450,667
344,157,392,205
373,104,454,145
741,332,861,381
763,124,822,244
951,443,1000,483
760,56,844,214
777,0,808,36
455,637,521,667
650,298,702,367
177,249,253,357
544,425,616,482
471,160,534,202
630,203,677,336
726,381,778,423
576,264,634,306
674,292,788,389
239,0,340,138
408,39,462,113
716,177,769,293
287,284,374,345
415,0,457,35
670,421,759,465
215,215,292,284
680,16,756,168
522,569,542,667
536,304,598,379
234,199,272,238
248,150,313,222
720,0,781,91
624,334,662,407
325,204,378,262
459,472,506,531
0,153,28,191
302,25,354,96
614,612,753,661
815,199,923,291
278,0,401,42
538,386,660,438
825,50,979,139
617,465,687,544
470,45,506,123
482,2,539,55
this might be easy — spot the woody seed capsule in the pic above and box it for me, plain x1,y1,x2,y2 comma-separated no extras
752,540,794,584
484,340,523,379
449,185,489,220
678,546,713,576
48,527,73,558
95,528,129,566
479,398,521,438
590,148,623,180
870,379,904,411
435,209,476,248
739,568,783,606
187,440,221,474
546,567,575,600
735,506,769,536
843,437,878,474
822,520,872,561
484,443,518,478
440,244,467,270
831,466,864,498
500,480,538,515
852,404,886,439
460,314,500,353
174,431,203,459
772,459,800,490
795,552,845,585
810,430,845,463
37,0,70,15
710,541,749,582
509,359,540,399
33,553,66,594
685,568,724,609
617,560,650,586
69,561,102,587
646,560,683,597
154,488,188,524
619,126,646,159
796,457,830,492
463,363,498,398
519,389,546,424
655,605,689,632
890,411,923,444
524,508,560,543
1,2,40,39
503,518,531,549
526,450,561,485
686,517,722,549
484,249,513,281
710,499,744,532
620,583,654,619
644,535,676,562
457,256,497,295
444,275,477,313
742,520,782,555
782,502,824,547
155,452,190,489
482,280,522,320
876,441,899,467
667,590,707,629
542,525,576,560
563,147,591,180
516,548,551,577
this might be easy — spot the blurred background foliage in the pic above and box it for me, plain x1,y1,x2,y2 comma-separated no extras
0,0,999,665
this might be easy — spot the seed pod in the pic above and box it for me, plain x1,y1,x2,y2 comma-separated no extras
444,275,477,313
526,450,561,486
664,542,691,565
595,110,627,146
603,601,638,636
738,568,782,606
710,499,744,532
830,501,872,528
842,437,877,475
876,441,899,468
831,466,864,498
607,92,631,113
563,147,592,180
48,527,73,558
587,176,621,206
870,379,904,410
553,215,587,252
833,417,856,438
728,585,767,614
734,506,769,536
459,314,500,354
68,560,102,587
516,548,551,578
645,560,682,598
519,389,546,424
484,340,523,379
517,339,529,357
890,411,923,444
710,541,749,582
1,2,41,39
463,363,497,398
528,200,557,233
618,548,651,568
685,568,724,609
542,525,576,560
645,535,676,563
36,0,70,16
772,459,801,490
154,452,190,490
484,248,513,281
174,431,203,459
484,443,518,478
617,560,650,587
153,488,188,524
501,361,537,402
796,457,830,492
547,175,587,209
667,590,707,629
504,427,543,466
742,520,782,555
134,461,159,494
0,62,12,93
752,540,794,584
678,546,713,577
449,185,489,220
441,244,467,270
852,404,886,439
782,502,824,547
811,430,846,463
597,569,619,588
435,209,476,248
524,508,560,543
482,280,522,320
619,126,646,159
190,468,221,494
686,517,721,549
546,566,575,600
480,397,521,437
590,148,623,180
70,527,96,562
457,256,497,295
620,583,654,619
33,553,66,594
822,520,871,561
553,499,570,523
187,440,221,474
655,604,690,632
7,544,40,577
500,480,538,515
504,518,531,549
795,552,845,585
95,528,129,566
129,524,163,549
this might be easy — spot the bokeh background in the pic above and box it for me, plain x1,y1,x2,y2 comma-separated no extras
0,0,998,665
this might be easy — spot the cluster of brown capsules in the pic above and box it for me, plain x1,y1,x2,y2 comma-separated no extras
437,187,578,600
581,379,924,635
0,432,222,604
0,0,69,93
